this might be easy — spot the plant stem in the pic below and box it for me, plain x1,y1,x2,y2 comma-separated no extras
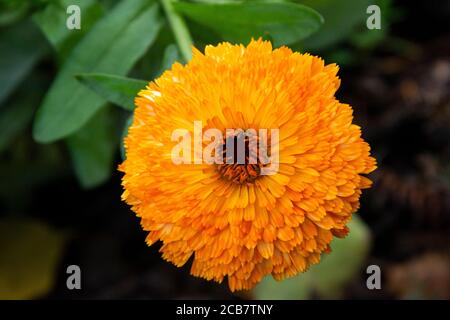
160,0,193,62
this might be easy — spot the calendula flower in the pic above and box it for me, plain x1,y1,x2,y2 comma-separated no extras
120,39,376,291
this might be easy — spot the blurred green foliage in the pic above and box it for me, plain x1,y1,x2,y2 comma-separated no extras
76,73,148,112
33,0,104,62
173,1,323,47
0,0,392,188
0,20,48,105
33,0,162,143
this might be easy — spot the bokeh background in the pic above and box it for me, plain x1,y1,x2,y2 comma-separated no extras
0,0,449,299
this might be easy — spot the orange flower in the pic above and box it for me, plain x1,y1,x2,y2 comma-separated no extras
120,39,376,291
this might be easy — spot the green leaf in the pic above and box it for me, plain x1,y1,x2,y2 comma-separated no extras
33,0,162,143
297,0,372,51
253,215,371,299
66,106,116,188
0,141,66,212
0,20,48,105
76,73,147,111
33,0,104,61
0,70,50,152
135,21,178,80
174,1,323,47
349,0,393,50
0,218,67,299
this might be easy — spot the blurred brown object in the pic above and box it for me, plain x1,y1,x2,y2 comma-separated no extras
387,253,450,299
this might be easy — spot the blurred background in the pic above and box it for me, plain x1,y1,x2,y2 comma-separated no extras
0,0,449,299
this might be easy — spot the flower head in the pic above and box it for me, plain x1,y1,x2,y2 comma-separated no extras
120,39,376,291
